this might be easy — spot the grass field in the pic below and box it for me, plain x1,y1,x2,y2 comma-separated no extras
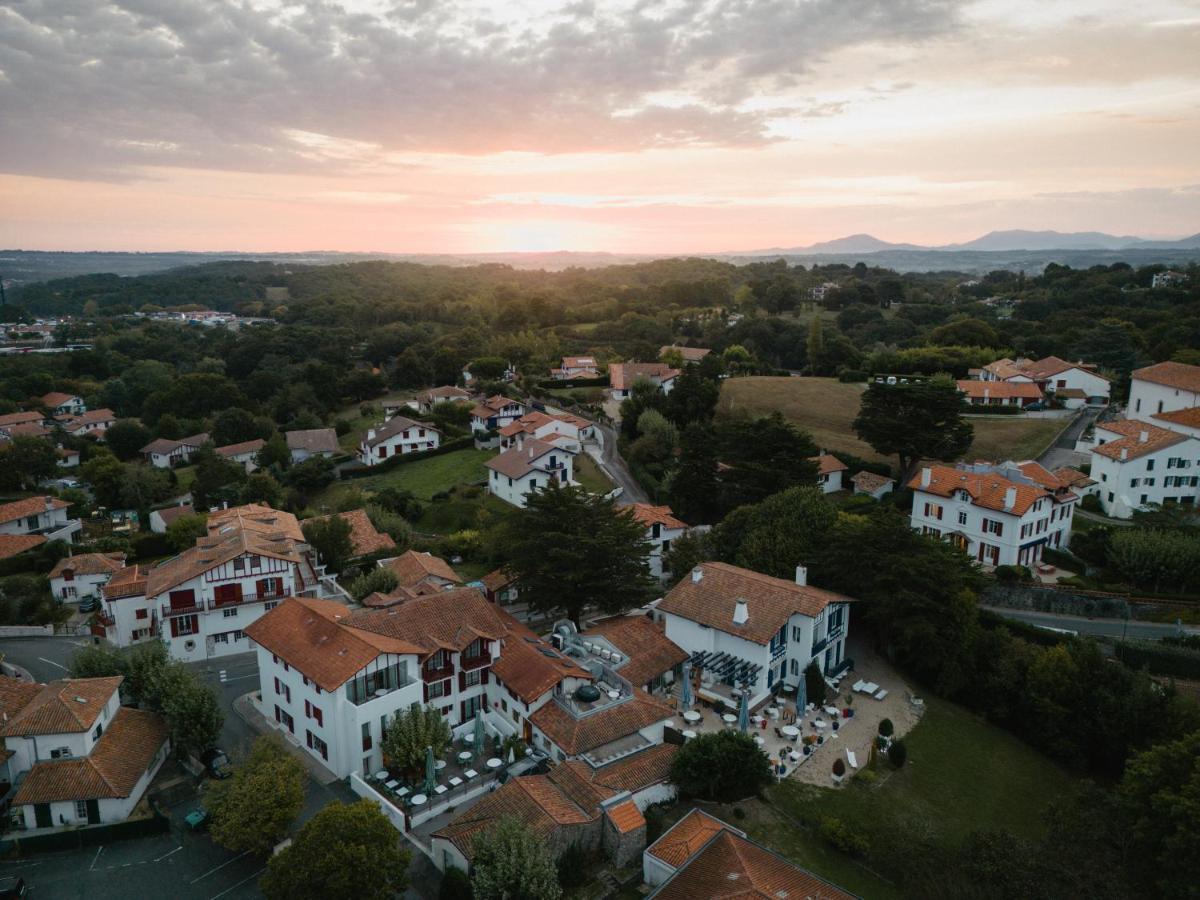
664,696,1075,898
573,453,613,493
719,377,1065,467
319,448,493,509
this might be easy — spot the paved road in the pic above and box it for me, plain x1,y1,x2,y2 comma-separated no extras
0,635,88,682
983,606,1197,640
1036,406,1099,471
590,423,649,504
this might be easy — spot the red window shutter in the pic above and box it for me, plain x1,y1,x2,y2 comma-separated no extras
459,671,466,691
258,579,269,596
305,700,311,717
274,678,280,694
481,669,489,685
423,683,429,703
315,707,322,726
170,617,180,638
460,701,466,720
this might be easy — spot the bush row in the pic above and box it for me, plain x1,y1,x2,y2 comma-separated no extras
1111,639,1200,680
338,436,476,480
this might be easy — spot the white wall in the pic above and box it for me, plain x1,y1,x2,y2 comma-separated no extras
1091,439,1200,518
910,488,1073,567
1045,368,1110,401
487,453,575,509
51,571,112,603
1130,377,1200,418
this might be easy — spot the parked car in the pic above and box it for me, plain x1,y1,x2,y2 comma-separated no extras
201,748,232,779
0,876,27,898
184,808,209,831
78,596,99,613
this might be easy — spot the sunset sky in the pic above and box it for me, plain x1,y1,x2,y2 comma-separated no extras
1,0,1198,253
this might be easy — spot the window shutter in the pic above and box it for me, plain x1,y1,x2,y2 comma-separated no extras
423,682,429,703
481,669,489,685
170,617,180,638
460,701,467,720
459,671,466,691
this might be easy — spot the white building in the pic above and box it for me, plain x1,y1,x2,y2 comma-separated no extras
57,409,116,439
49,553,126,605
609,363,679,403
285,428,339,463
625,504,686,579
655,562,854,708
907,461,1078,567
1019,356,1110,403
214,438,265,473
850,471,895,499
1,676,169,832
812,453,847,493
498,411,594,453
39,392,85,416
1152,271,1188,289
0,496,82,545
95,504,334,661
1129,361,1200,419
551,356,600,380
469,395,527,434
485,437,576,508
140,433,209,468
358,416,440,465
148,503,196,535
1089,420,1200,518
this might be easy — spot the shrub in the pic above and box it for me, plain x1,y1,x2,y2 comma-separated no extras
439,867,474,900
888,739,908,768
832,758,846,777
837,369,868,383
994,564,1032,583
556,842,590,892
856,768,878,785
334,420,352,437
1081,494,1103,513
345,567,400,601
732,806,746,820
668,730,773,802
878,718,894,737
819,816,869,858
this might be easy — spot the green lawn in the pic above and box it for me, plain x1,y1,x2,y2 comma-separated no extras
319,448,493,508
173,465,196,493
573,453,613,494
661,696,1076,899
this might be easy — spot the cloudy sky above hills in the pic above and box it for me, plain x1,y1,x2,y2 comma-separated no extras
1,0,1198,252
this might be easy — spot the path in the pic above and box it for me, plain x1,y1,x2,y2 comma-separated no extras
982,605,1196,640
589,422,649,504
1036,406,1099,471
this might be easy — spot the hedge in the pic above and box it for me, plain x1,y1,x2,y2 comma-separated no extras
536,375,610,389
1041,546,1084,572
978,609,1076,647
1112,639,1200,680
962,404,1025,415
338,435,476,480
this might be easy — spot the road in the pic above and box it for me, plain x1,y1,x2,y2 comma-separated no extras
1036,406,1099,471
590,422,649,504
983,606,1196,640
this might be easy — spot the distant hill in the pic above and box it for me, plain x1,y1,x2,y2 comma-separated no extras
735,229,1200,255
743,233,923,254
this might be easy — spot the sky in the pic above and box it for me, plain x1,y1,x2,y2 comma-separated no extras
1,0,1199,254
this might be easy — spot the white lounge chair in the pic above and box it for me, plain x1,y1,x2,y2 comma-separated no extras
847,750,858,769
874,689,889,701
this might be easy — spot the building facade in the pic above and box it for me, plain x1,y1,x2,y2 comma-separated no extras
359,417,441,465
1090,420,1200,517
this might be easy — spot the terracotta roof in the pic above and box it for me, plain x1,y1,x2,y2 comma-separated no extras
659,562,854,645
214,438,265,458
346,587,509,659
0,412,43,428
660,346,711,362
311,509,395,557
850,471,894,493
1154,406,1200,429
624,503,687,531
424,386,471,401
982,358,1026,380
68,408,115,427
582,616,688,689
610,362,680,391
0,496,70,525
11,707,168,806
49,552,126,580
608,799,645,834
1056,388,1088,399
812,453,848,476
151,504,196,527
140,433,208,455
651,829,857,900
470,395,524,420
243,597,421,692
0,677,46,726
562,356,598,368
529,688,673,756
146,522,302,597
1015,460,1066,490
381,549,460,589
492,618,592,703
908,465,1048,515
956,380,1042,400
481,567,516,592
1022,356,1108,381
1133,361,1200,394
0,676,121,737
1053,467,1097,489
1091,419,1189,462
103,564,149,599
584,742,678,794
4,423,50,438
647,809,730,868
498,411,560,438
209,503,304,542
0,535,47,560
285,428,338,453
40,392,78,407
484,437,568,480
362,416,440,450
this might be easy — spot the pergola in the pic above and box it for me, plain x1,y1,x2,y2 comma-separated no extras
689,649,762,689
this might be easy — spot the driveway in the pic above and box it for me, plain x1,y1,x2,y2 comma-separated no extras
589,423,648,505
1037,406,1100,471
0,635,88,682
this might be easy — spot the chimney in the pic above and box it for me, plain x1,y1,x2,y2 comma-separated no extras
44,496,54,511
691,567,703,583
1138,430,1148,443
1004,487,1017,510
366,428,375,440
983,387,989,402
920,467,932,488
795,565,807,586
733,598,749,626
1120,448,1128,461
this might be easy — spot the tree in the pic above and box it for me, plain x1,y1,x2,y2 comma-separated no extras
470,356,509,381
669,423,723,523
499,482,656,627
261,800,411,900
365,504,413,551
381,704,452,777
1107,528,1200,594
166,513,209,552
669,730,773,802
206,735,305,855
285,456,336,497
257,432,291,470
212,407,264,447
149,661,224,757
665,367,720,427
716,413,819,509
853,377,973,481
190,447,247,509
0,436,59,491
302,514,355,574
240,471,283,507
709,486,836,580
69,645,127,680
104,419,154,461
124,641,169,706
929,317,1001,347
471,817,562,900
806,316,825,374
346,567,399,601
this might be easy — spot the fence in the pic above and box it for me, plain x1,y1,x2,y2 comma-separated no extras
0,625,54,638
1,810,169,855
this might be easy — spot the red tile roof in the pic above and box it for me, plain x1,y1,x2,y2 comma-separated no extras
0,495,70,525
1092,419,1189,462
660,346,711,362
346,587,509,660
484,437,569,480
39,392,78,407
1022,356,1108,381
284,428,338,453
311,509,395,557
1133,361,1200,394
625,503,687,531
850,471,894,493
103,564,150,599
0,411,44,428
0,535,47,560
582,742,678,794
11,707,168,806
1154,406,1200,429
49,552,126,580
647,808,730,868
659,562,853,645
608,799,645,834
582,616,688,689
381,549,460,588
0,676,121,737
908,465,1048,516
956,380,1043,400
492,618,592,703
529,688,673,756
214,438,265,458
812,453,848,475
1053,467,1096,489
151,504,196,528
610,362,680,391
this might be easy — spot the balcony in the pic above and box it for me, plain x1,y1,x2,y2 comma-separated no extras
160,602,201,619
460,651,492,672
422,664,454,684
210,590,286,609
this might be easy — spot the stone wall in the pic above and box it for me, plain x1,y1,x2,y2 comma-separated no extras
983,582,1170,621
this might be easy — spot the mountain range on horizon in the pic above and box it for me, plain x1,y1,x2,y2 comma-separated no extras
741,229,1200,255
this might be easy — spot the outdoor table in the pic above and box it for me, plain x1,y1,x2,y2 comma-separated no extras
434,785,448,795
682,730,697,739
780,725,800,740
374,770,389,781
385,779,399,791
449,776,463,787
813,719,827,730
464,769,478,779
824,705,839,716
396,787,409,798
787,750,801,762
434,760,447,771
753,734,765,746
683,710,702,724
410,794,427,807
457,751,472,763
486,757,502,769
765,706,779,718
722,713,737,725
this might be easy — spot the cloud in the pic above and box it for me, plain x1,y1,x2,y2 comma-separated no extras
0,0,964,179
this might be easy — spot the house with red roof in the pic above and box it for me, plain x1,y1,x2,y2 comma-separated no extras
1129,361,1200,419
625,504,687,578
1089,419,1200,518
0,496,81,545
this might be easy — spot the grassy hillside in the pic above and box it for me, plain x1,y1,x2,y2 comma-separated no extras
718,376,1064,468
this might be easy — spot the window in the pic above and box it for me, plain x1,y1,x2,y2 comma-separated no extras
75,800,88,819
923,502,944,520
428,679,449,700
274,706,294,733
265,601,278,611
1147,459,1156,471
305,701,323,727
792,625,802,642
306,730,328,760
1130,478,1140,487
223,607,238,618
93,722,103,740
362,722,372,752
464,669,482,688
958,511,967,526
135,608,148,620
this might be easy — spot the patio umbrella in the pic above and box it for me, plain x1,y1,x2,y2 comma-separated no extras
679,662,693,709
737,689,750,733
472,714,486,758
507,746,516,765
423,746,437,796
796,676,806,716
